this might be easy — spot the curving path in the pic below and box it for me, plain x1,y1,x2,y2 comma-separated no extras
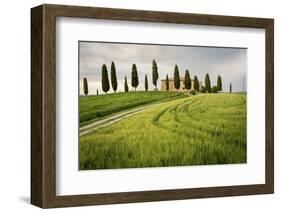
79,95,210,136
79,99,188,136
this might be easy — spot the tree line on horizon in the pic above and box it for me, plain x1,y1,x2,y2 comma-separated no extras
83,60,229,96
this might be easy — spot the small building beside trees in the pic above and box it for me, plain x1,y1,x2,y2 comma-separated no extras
161,77,202,92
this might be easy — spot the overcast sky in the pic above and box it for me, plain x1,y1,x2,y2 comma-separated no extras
79,41,247,95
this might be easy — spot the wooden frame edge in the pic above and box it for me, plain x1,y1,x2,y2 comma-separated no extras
265,19,274,194
31,4,274,208
31,5,44,208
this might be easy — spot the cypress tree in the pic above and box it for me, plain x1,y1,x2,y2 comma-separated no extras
110,61,118,92
152,59,159,89
83,77,88,96
174,65,180,90
145,74,148,91
194,75,199,91
101,64,110,94
230,83,232,93
131,64,139,91
205,73,211,93
217,75,222,91
96,89,99,95
165,74,169,91
124,76,129,92
184,69,191,91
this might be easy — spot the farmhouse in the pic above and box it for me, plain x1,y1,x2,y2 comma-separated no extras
161,77,202,92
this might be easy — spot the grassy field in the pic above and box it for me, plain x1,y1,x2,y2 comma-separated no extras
80,91,185,126
79,93,247,170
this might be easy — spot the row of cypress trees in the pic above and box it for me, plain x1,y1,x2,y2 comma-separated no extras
83,60,224,95
100,60,159,94
165,65,222,93
101,62,117,94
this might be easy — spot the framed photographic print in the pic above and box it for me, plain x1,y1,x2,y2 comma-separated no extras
31,4,274,208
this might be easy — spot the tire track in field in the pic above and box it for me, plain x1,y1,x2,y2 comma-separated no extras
170,101,215,139
151,98,212,141
154,97,236,141
174,102,222,138
181,95,245,126
151,98,194,126
172,96,246,143
153,98,241,155
151,97,197,126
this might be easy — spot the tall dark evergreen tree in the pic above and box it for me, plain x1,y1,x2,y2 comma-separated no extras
96,89,99,95
101,64,110,94
131,64,139,91
83,77,88,96
205,73,211,93
110,61,118,92
165,74,169,91
152,59,159,89
217,75,222,91
230,83,232,93
124,76,129,92
145,74,148,91
194,75,199,91
174,65,180,90
183,69,191,91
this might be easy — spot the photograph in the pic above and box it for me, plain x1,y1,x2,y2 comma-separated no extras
79,41,247,170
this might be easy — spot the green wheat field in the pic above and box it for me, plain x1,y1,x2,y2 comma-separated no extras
79,92,247,170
